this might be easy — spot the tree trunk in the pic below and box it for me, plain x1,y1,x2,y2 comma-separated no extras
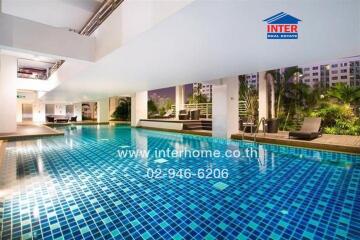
283,107,291,131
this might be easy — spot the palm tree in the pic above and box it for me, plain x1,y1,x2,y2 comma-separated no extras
112,97,131,120
282,82,311,129
188,94,208,104
327,83,360,105
147,99,158,116
266,67,302,118
239,77,258,120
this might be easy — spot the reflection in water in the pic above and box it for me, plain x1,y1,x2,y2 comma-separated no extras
258,145,267,173
1,125,358,240
32,206,39,219
65,138,74,149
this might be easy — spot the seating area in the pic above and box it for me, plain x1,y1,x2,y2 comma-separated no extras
178,109,200,120
46,115,77,123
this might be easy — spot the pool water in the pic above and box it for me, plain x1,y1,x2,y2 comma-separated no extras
0,125,359,239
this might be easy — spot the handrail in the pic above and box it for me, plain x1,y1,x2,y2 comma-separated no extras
253,117,266,142
241,116,256,141
241,117,266,142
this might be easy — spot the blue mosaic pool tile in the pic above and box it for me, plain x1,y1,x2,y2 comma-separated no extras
213,181,229,191
154,158,168,164
0,125,359,239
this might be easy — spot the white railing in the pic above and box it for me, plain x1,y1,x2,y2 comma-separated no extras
184,103,212,119
171,103,212,119
170,101,248,119
239,100,247,117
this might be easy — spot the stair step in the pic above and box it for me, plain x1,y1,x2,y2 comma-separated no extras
184,126,203,129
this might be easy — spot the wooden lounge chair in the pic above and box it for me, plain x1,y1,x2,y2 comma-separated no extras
289,117,322,140
162,109,174,118
178,110,189,120
46,116,55,123
190,109,200,120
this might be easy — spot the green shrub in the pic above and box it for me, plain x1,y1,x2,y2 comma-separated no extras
311,103,360,135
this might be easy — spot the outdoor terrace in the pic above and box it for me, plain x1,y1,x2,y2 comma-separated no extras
232,131,360,154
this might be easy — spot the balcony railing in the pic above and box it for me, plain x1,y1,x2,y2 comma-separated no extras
170,101,248,119
79,0,125,36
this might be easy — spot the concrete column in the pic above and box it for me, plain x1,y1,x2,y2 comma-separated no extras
212,77,239,138
268,73,275,119
258,71,268,130
74,103,82,121
175,85,185,119
97,98,110,122
0,55,17,133
33,101,46,123
131,91,147,127
16,101,22,123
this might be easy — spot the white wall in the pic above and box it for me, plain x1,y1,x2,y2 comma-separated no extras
0,55,17,133
74,103,82,121
175,85,185,119
16,101,22,123
33,101,46,123
94,0,193,59
212,77,239,138
97,98,110,122
131,91,148,127
0,13,95,61
54,104,66,115
140,120,183,130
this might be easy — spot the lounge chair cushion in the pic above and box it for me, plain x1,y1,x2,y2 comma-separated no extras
289,117,322,140
289,131,319,140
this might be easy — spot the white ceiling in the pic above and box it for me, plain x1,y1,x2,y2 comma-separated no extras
1,0,103,31
18,58,55,70
0,49,57,69
41,0,360,102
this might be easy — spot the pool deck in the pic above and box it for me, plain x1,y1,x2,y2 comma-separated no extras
232,131,360,154
139,126,212,136
0,124,64,141
44,121,111,127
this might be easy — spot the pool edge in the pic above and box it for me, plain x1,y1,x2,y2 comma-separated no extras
232,134,360,155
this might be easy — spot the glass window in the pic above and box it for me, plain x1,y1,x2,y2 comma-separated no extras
45,104,54,116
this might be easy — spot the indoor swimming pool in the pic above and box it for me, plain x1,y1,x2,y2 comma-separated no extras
0,125,359,239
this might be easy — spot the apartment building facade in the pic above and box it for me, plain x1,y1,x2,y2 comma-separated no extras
300,56,360,88
242,56,360,90
193,83,213,101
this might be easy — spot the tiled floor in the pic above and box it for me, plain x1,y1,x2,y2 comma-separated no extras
0,125,359,239
0,124,63,141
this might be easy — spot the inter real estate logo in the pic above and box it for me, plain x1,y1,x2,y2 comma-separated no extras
263,12,301,39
